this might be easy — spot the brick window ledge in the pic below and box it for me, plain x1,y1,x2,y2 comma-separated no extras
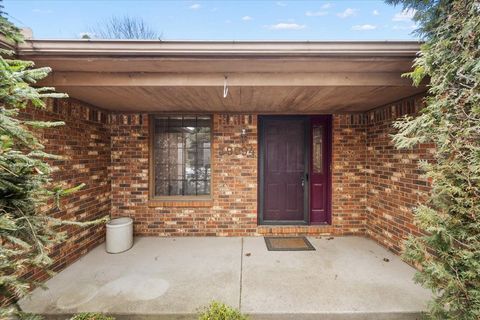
148,197,213,208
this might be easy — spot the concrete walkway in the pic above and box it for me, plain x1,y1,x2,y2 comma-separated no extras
19,237,430,319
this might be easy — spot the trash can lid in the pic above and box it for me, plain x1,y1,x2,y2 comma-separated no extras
107,217,133,228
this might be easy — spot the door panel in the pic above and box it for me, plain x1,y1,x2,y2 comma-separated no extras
311,183,325,210
261,117,307,223
309,116,332,224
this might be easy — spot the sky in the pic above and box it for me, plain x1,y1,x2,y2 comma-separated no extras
3,0,419,40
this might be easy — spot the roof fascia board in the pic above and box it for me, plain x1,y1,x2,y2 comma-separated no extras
17,39,421,58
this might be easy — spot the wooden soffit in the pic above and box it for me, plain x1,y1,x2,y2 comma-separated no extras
17,40,426,113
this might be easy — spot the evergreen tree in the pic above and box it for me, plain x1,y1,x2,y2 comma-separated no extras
0,7,104,317
387,0,480,318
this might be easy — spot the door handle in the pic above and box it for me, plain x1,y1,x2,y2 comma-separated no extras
301,173,308,188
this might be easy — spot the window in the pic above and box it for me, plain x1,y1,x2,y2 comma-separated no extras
151,115,211,198
312,125,323,174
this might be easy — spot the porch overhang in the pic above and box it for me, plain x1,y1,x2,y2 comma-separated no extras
17,40,426,113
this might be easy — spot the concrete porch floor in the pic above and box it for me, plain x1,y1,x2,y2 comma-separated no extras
19,237,430,320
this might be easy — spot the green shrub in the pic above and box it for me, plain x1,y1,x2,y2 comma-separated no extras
198,301,248,320
386,0,480,319
70,313,115,320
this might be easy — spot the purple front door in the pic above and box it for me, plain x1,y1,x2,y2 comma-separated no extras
259,115,332,225
261,117,307,223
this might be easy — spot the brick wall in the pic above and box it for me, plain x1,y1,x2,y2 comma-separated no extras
365,95,432,254
21,99,111,282
110,114,258,236
331,114,368,235
110,113,370,237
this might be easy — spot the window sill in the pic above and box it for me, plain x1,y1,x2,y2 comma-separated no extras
148,197,213,208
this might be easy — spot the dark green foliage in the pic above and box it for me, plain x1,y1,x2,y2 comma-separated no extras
386,0,453,38
0,6,106,318
198,301,248,320
388,0,480,319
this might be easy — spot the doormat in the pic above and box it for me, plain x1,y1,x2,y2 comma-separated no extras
264,237,315,251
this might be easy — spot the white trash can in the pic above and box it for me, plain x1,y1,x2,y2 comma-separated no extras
106,217,133,254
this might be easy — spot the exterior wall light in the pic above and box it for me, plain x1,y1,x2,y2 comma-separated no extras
241,128,247,143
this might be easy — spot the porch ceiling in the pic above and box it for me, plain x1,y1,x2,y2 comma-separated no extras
18,40,426,113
